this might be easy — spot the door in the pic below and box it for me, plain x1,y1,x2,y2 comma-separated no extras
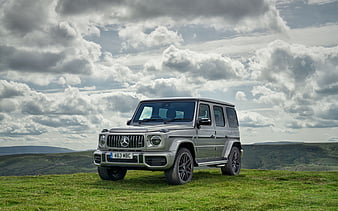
195,103,216,162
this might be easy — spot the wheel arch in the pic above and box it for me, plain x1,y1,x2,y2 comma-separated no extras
224,140,242,158
169,139,197,166
178,142,197,166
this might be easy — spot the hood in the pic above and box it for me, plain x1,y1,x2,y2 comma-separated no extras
109,124,194,133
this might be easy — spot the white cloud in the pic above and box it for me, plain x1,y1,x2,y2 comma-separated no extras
239,111,274,128
248,40,338,128
0,115,48,136
119,25,183,50
306,0,338,5
146,45,246,81
136,78,193,98
235,91,247,101
0,80,31,98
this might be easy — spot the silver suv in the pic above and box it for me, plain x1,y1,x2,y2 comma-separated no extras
93,98,242,185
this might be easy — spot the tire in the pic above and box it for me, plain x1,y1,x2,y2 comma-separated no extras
221,147,241,176
165,148,194,185
98,166,127,181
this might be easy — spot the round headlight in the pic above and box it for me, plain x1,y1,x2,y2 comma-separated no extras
99,134,106,147
150,135,161,146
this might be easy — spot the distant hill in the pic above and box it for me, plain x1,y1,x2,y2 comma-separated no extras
242,143,338,171
0,143,337,176
0,151,95,176
252,141,304,145
0,146,74,156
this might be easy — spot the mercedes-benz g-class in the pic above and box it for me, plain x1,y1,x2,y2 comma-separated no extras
94,98,242,185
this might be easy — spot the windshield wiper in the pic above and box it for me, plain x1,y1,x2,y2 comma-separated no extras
165,118,192,123
138,118,165,124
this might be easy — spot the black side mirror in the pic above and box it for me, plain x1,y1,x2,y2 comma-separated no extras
126,120,131,125
197,118,211,128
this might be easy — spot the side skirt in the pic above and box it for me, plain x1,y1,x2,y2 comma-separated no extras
196,158,227,167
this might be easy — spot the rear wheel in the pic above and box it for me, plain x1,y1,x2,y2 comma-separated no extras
98,166,127,181
165,148,194,185
221,147,241,176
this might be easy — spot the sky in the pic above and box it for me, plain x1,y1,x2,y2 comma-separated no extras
0,0,338,150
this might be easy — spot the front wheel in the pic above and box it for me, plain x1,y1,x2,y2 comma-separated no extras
165,148,194,185
98,166,127,181
221,147,241,176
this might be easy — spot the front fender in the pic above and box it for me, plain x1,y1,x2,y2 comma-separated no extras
168,137,196,155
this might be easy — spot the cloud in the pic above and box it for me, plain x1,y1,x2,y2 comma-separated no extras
2,0,52,35
318,104,338,120
0,46,61,72
32,115,90,130
102,93,139,113
248,40,338,128
0,115,47,136
0,45,93,75
146,45,246,81
0,80,140,137
136,78,193,98
307,0,338,5
235,91,247,101
0,80,31,98
55,0,287,32
0,99,18,113
119,25,183,50
55,0,122,15
238,111,274,128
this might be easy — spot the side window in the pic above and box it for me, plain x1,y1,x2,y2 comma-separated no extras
198,104,211,120
213,106,225,127
226,107,239,128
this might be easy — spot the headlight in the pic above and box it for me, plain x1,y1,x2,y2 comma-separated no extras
150,135,162,146
99,134,106,148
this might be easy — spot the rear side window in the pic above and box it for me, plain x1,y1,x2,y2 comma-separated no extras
213,106,225,127
226,107,239,128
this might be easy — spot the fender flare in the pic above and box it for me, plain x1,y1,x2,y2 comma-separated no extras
223,140,242,158
169,138,196,163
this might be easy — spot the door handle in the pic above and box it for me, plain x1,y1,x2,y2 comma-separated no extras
210,135,215,138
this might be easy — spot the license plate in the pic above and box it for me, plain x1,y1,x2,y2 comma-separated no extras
110,152,133,159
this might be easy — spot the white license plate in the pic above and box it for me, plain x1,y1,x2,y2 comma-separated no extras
110,152,133,159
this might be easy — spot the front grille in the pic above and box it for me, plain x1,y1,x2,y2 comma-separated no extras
107,135,145,148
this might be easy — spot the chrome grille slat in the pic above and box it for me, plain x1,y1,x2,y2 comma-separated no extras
107,135,144,148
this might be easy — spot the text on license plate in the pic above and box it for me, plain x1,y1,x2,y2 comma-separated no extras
110,152,133,159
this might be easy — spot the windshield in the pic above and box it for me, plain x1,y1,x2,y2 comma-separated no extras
133,101,195,124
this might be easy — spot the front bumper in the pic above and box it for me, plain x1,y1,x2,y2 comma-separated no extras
93,150,176,170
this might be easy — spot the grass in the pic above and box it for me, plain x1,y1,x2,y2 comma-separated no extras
0,169,337,210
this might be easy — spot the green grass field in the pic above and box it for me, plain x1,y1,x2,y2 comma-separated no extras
0,169,337,210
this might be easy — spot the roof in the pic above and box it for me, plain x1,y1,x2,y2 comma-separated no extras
139,97,235,107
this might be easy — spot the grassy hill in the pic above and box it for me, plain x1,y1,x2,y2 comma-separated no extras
0,151,96,176
0,143,337,176
242,143,338,171
0,146,74,156
0,169,337,210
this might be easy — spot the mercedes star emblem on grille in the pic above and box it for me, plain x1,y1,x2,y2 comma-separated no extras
120,136,129,147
